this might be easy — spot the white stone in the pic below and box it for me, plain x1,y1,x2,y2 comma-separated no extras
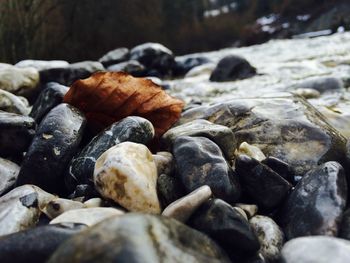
235,142,266,161
43,198,84,219
0,89,30,115
94,142,160,214
84,198,103,208
236,203,258,218
15,60,69,71
162,185,212,222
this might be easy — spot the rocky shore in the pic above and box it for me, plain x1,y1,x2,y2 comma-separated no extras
1,32,350,262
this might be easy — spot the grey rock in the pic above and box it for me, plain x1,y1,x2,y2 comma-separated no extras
0,89,30,115
99,47,130,67
15,60,69,71
174,56,212,76
157,173,185,208
107,60,145,76
0,157,20,196
153,151,174,176
292,77,344,94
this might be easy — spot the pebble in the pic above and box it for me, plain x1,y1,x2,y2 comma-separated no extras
98,47,130,67
15,60,69,71
235,141,266,161
0,89,30,115
44,198,85,219
157,173,185,208
0,157,20,196
236,203,258,219
153,151,174,176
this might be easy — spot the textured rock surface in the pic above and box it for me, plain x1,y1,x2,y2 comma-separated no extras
0,157,20,196
0,89,30,115
157,173,185,208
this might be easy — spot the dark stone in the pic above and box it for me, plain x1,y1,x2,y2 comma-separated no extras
279,161,347,240
236,155,292,211
189,198,260,260
69,184,99,201
261,156,295,184
0,111,36,158
292,77,344,94
210,55,256,82
130,43,175,77
99,47,130,67
65,116,154,192
174,56,211,76
0,158,19,196
107,60,145,77
16,104,86,194
157,173,185,208
173,136,241,203
47,214,231,263
30,82,69,124
338,209,350,240
0,223,86,263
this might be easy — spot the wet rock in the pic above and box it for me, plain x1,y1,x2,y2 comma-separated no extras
16,104,86,194
153,151,174,176
236,155,292,211
163,119,236,159
261,156,295,184
0,111,36,157
44,198,84,219
0,89,30,115
339,209,350,240
173,136,241,203
157,173,185,208
279,161,347,240
250,215,284,262
66,116,154,191
50,207,124,226
0,158,20,196
40,61,104,86
69,184,99,201
0,223,86,263
174,56,212,76
48,213,230,263
178,95,348,177
293,77,344,94
107,60,145,76
210,55,256,82
29,82,69,123
130,42,175,77
235,141,266,161
294,88,320,99
94,142,160,213
185,63,216,78
162,185,212,222
236,203,258,219
0,185,55,236
98,47,130,67
0,63,39,97
280,236,350,263
15,60,69,71
189,198,260,259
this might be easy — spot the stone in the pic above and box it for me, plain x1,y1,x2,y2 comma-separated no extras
235,141,266,161
0,111,36,157
98,47,130,67
157,173,185,208
210,55,256,82
162,185,212,222
40,61,104,86
94,142,160,213
236,203,258,219
66,116,154,192
153,151,174,176
0,185,55,236
50,208,124,226
279,161,347,240
173,136,241,203
178,95,348,177
83,197,103,208
163,119,236,160
29,82,69,123
280,236,350,263
107,60,145,77
0,63,39,97
185,63,216,78
130,42,175,77
47,214,230,263
250,215,284,262
293,77,344,94
236,154,292,211
294,88,320,99
339,209,350,240
16,104,86,194
189,198,260,259
0,157,20,196
261,156,295,184
15,60,69,71
0,223,86,263
0,89,30,115
174,56,212,76
44,198,85,219
69,184,99,201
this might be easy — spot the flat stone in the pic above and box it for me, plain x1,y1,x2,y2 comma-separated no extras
0,89,30,115
262,156,295,184
0,157,20,196
15,60,69,71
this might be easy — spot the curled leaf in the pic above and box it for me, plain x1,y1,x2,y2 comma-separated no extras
63,72,184,137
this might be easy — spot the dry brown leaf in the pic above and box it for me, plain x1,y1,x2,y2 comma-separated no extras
63,72,184,137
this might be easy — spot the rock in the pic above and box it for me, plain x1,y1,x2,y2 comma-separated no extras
294,88,320,99
236,203,258,219
16,104,86,194
157,173,185,208
189,198,260,259
44,198,85,219
339,209,350,240
0,63,39,97
40,61,104,86
236,154,292,211
107,60,145,76
15,60,69,71
210,55,256,82
50,207,124,226
185,63,216,78
153,151,174,176
69,184,99,201
174,56,212,76
66,116,154,192
83,197,103,208
173,136,241,203
98,47,130,67
94,142,160,213
0,89,30,115
279,161,347,240
130,42,175,77
162,185,212,222
0,223,86,263
235,141,266,161
48,213,230,263
0,111,36,157
0,158,20,196
250,215,284,262
280,236,350,263
0,185,55,236
261,156,295,184
178,95,348,177
292,77,344,94
163,119,236,160
29,82,69,123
